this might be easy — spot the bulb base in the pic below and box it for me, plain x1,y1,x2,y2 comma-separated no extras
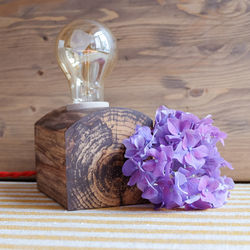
67,102,109,111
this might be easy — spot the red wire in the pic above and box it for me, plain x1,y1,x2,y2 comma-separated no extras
0,171,36,178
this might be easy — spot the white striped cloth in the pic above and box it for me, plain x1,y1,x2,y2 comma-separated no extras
0,182,249,250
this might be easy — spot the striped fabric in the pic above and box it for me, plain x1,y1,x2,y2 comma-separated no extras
0,182,249,249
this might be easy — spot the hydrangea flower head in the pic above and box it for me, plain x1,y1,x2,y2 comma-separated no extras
122,106,234,210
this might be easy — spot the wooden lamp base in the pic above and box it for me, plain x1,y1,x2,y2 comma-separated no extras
35,107,153,210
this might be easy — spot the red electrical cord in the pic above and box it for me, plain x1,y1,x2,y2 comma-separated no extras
0,171,36,178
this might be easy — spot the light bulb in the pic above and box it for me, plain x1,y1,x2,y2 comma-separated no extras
56,19,117,109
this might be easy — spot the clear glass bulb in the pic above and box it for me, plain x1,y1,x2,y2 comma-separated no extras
56,19,117,106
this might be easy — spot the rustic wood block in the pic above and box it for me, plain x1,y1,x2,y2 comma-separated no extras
35,107,152,210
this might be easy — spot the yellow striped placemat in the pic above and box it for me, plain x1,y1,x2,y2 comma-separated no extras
0,182,249,250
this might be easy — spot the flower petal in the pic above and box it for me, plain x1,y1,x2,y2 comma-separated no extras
128,170,140,186
137,126,152,141
122,159,137,176
207,178,219,192
142,160,155,171
167,118,180,135
147,148,159,158
198,176,209,191
185,152,205,169
180,120,191,132
185,194,200,204
142,184,158,200
174,142,186,164
124,149,138,158
134,135,145,149
193,145,209,159
175,171,187,187
201,191,216,204
183,131,200,149
185,199,212,210
160,145,174,159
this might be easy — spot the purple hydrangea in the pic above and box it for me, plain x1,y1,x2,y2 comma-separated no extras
122,106,234,210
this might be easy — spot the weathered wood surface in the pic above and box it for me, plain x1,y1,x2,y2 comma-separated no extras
35,107,152,210
35,106,103,207
35,112,67,207
0,0,250,180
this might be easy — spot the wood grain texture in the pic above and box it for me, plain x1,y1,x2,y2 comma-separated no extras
35,107,153,210
35,108,68,208
0,0,250,180
35,106,103,207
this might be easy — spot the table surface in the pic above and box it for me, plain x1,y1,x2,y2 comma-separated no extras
0,182,249,250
